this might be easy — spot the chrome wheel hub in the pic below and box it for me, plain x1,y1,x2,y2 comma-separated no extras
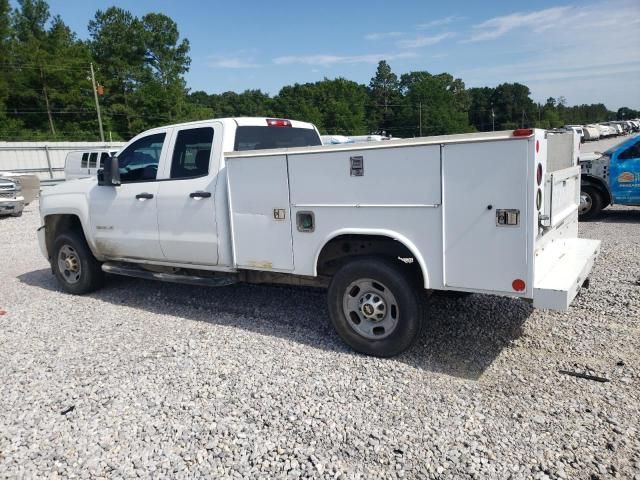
343,278,399,340
58,245,82,284
579,192,592,215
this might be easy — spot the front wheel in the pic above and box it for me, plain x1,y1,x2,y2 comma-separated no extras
52,231,105,294
327,257,424,357
579,186,604,220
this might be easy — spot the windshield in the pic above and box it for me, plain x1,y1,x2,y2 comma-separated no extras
234,126,321,151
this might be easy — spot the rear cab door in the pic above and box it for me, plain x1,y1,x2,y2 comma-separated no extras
156,121,222,265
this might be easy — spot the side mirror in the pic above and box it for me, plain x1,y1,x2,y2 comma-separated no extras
98,156,121,186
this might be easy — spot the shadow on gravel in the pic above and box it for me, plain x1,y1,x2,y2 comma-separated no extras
592,208,640,224
19,268,531,380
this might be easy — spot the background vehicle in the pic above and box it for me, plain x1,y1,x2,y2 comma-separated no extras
565,125,584,142
38,119,599,357
583,125,601,141
65,149,119,180
579,135,640,218
0,173,40,217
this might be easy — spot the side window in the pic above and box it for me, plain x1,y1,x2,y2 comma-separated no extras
81,153,89,169
117,133,166,183
88,152,98,169
99,152,110,168
170,127,214,179
619,142,640,160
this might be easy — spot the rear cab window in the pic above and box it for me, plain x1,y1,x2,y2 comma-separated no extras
234,126,321,152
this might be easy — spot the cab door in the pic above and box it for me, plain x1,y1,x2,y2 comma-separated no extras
610,139,640,205
89,130,170,260
156,122,221,265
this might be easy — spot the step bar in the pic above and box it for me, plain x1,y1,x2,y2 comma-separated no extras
101,262,238,287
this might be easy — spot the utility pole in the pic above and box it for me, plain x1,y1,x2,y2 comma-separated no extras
491,106,495,131
40,66,56,137
419,101,422,137
90,62,105,142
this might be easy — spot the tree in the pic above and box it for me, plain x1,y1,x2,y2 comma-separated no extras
367,60,401,134
0,0,11,129
397,71,472,136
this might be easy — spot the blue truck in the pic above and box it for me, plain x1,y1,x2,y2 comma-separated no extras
579,134,640,219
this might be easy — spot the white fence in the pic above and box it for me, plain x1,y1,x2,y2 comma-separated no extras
0,141,125,185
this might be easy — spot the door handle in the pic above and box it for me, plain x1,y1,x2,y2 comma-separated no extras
189,191,212,199
135,192,154,200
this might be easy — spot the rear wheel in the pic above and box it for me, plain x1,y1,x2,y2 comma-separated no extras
579,186,604,220
52,231,104,294
327,257,424,357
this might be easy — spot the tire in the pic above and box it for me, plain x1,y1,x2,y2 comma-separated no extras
52,231,105,294
327,257,424,357
11,211,23,217
579,186,604,220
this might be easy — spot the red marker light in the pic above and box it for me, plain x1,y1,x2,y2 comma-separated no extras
536,139,540,153
266,118,292,127
513,128,534,137
537,163,543,186
512,279,526,292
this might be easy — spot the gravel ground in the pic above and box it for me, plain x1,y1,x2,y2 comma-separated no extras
0,203,638,479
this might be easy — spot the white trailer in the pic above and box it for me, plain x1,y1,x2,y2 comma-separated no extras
38,119,600,357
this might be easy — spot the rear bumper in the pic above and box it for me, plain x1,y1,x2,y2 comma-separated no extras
0,197,24,215
533,238,601,310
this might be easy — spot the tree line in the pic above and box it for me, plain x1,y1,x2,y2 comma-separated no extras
1,0,638,141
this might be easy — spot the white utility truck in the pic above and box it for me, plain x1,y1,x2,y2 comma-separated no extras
38,117,600,357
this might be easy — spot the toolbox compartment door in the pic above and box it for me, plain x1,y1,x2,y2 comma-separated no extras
226,154,294,271
442,139,531,294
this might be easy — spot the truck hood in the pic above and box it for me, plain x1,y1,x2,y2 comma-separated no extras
41,176,96,198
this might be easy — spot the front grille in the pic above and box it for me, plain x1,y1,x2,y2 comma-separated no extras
0,192,15,199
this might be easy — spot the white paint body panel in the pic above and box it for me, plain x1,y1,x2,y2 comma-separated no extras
442,139,531,293
226,154,294,271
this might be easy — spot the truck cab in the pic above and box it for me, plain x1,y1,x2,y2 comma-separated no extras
579,135,640,219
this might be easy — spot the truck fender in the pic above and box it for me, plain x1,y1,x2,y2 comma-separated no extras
41,198,101,259
313,228,430,289
581,174,612,206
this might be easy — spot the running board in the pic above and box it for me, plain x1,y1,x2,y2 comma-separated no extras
101,262,238,287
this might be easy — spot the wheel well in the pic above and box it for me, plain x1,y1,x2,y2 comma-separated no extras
317,234,424,287
44,214,85,260
581,176,611,206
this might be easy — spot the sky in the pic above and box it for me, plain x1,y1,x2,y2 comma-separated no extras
33,0,640,109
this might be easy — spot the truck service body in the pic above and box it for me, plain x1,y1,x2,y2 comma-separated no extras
38,117,600,356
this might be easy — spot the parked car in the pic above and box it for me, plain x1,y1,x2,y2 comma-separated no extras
0,173,40,217
37,118,599,357
579,135,640,219
65,149,119,180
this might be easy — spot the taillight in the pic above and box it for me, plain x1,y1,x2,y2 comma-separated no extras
513,128,534,137
537,163,543,185
512,279,526,292
266,119,292,127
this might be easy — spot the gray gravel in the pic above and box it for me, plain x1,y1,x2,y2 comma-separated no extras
0,202,639,479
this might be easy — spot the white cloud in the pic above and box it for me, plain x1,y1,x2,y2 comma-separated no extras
468,6,571,42
396,32,454,49
364,31,404,41
273,51,417,67
209,57,260,69
417,15,464,29
457,1,640,108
